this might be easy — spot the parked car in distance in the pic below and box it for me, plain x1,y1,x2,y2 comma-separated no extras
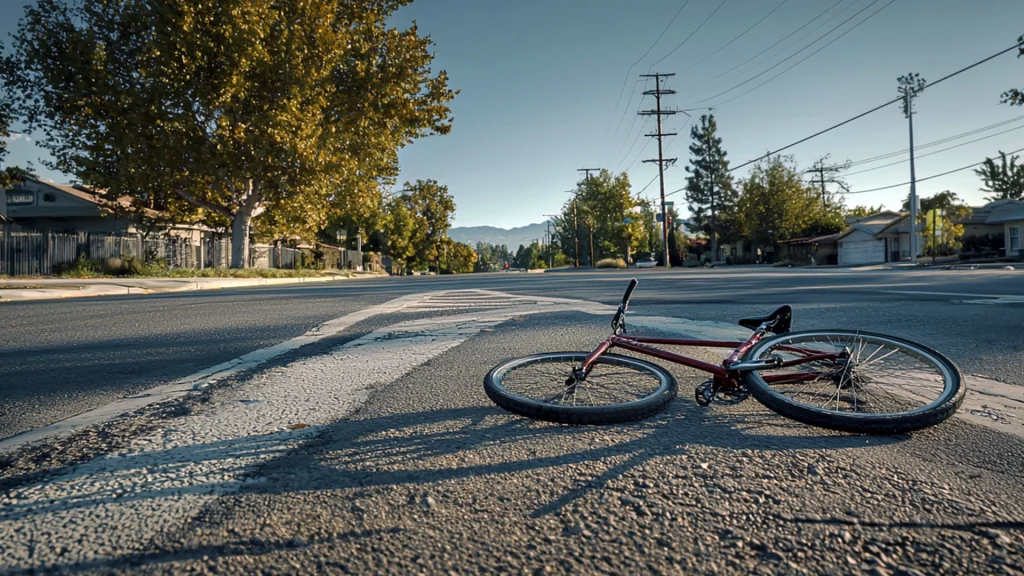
636,257,657,269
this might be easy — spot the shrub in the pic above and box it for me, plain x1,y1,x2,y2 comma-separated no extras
596,258,627,269
58,254,106,278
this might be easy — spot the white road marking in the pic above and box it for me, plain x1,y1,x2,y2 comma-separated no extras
0,289,751,570
880,290,1024,304
0,290,426,454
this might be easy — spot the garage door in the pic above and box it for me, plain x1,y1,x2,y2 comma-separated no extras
839,240,885,265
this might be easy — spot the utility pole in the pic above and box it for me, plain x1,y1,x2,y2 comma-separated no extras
588,219,596,267
639,73,677,268
898,73,926,263
907,93,919,263
543,214,560,269
565,191,581,267
577,168,601,267
808,155,851,210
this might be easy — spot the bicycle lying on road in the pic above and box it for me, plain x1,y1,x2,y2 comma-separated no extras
484,279,965,434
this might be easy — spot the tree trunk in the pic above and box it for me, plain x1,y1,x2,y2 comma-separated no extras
230,209,253,269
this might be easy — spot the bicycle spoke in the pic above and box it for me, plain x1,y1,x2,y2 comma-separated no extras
752,332,954,417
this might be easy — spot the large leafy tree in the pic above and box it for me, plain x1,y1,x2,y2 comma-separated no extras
8,0,456,267
0,41,14,169
902,190,971,255
554,169,640,266
383,195,418,275
974,151,1024,201
1001,34,1024,106
684,114,739,259
382,178,455,273
403,179,456,270
846,204,886,218
0,165,38,189
737,156,823,246
441,238,476,274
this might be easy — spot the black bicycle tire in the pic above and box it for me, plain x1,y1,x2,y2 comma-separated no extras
484,352,678,425
741,329,965,434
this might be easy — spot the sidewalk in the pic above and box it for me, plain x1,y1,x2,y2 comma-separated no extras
0,273,383,303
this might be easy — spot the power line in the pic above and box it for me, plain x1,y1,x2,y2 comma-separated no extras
612,90,652,169
650,0,731,68
843,124,1024,176
688,0,847,93
846,114,1024,167
702,0,896,108
636,173,660,195
680,0,792,73
694,0,888,105
623,130,655,172
601,79,647,162
600,2,693,157
724,41,1024,174
841,145,1024,195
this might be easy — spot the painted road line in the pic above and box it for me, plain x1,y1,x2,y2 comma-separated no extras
880,290,1024,304
0,290,744,454
0,310,538,571
0,290,430,453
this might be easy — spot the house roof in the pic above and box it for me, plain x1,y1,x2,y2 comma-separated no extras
836,212,903,241
22,177,165,220
983,200,1024,224
875,214,913,236
844,210,901,225
958,199,1022,225
777,232,841,246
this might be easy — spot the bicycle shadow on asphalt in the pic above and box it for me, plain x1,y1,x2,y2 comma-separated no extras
0,399,909,574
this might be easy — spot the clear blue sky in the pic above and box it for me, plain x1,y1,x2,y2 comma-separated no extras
4,0,1023,228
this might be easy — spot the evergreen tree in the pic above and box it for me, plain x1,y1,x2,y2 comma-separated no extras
684,114,739,261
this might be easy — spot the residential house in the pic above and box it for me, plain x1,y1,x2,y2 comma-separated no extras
4,177,209,243
836,211,903,266
984,200,1024,257
956,199,1024,258
957,200,1012,238
777,232,841,265
873,213,930,262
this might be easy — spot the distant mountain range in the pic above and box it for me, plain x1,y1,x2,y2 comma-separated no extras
448,221,550,249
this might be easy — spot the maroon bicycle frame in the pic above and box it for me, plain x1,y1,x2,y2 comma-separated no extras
580,330,838,385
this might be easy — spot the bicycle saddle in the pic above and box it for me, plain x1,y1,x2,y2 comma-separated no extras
738,305,792,334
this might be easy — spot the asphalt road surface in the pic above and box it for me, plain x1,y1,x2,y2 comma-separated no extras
1,267,1022,441
1,268,1023,574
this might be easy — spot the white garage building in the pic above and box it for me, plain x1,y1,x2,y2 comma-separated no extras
836,212,903,266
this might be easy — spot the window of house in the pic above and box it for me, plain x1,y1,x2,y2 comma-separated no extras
1011,226,1020,252
5,191,34,205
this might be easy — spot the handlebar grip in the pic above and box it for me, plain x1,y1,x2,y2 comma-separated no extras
621,278,638,306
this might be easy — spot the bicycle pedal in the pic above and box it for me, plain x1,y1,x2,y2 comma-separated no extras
694,381,715,407
712,390,750,406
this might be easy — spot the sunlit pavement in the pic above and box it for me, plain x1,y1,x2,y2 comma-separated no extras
1,270,1023,574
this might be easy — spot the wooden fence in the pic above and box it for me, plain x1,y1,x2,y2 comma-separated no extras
1,227,361,275
0,230,197,276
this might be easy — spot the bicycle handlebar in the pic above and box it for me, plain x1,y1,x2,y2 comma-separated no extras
621,278,638,307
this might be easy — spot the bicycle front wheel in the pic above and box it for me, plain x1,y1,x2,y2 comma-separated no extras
741,330,964,434
484,352,677,425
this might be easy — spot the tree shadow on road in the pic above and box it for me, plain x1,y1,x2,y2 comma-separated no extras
1,399,907,574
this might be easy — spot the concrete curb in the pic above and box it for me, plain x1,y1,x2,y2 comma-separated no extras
0,274,383,303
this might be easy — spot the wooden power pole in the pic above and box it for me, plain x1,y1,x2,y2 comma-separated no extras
639,73,677,268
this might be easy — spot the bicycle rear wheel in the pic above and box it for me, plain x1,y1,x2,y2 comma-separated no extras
741,330,964,434
484,352,677,425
